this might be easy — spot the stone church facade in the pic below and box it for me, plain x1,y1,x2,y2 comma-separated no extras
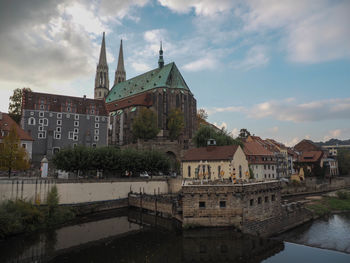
98,36,197,152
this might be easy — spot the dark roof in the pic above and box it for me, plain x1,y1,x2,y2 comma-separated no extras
22,90,108,116
243,141,273,156
297,151,323,163
182,145,240,161
106,62,190,103
0,113,33,141
294,139,322,152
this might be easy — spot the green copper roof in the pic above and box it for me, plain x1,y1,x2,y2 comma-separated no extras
106,62,190,103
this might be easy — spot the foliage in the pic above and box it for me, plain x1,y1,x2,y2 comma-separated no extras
306,194,350,217
0,126,30,177
238,128,251,140
52,146,171,176
336,191,350,200
132,108,160,140
193,125,244,148
0,187,75,238
338,148,350,175
8,87,31,124
167,108,184,140
197,108,208,128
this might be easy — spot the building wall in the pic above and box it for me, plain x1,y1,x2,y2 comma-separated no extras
0,178,169,204
182,181,282,228
182,146,249,180
251,164,277,180
22,109,108,164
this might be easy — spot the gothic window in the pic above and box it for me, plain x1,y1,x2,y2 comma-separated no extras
118,77,121,83
188,166,191,177
239,165,242,178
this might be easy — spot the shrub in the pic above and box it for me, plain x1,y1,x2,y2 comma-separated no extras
336,191,350,200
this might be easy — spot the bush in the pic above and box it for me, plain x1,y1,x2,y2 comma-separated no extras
336,191,350,200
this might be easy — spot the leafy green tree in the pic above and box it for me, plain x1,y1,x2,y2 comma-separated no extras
8,88,31,124
167,108,184,140
193,125,243,148
197,108,208,128
338,148,350,175
238,128,251,140
132,108,160,140
0,126,30,177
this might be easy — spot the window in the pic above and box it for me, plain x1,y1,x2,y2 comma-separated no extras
57,113,62,119
73,135,78,141
66,114,70,118
220,201,226,208
74,128,79,134
94,129,99,135
94,135,99,141
68,131,74,139
39,118,44,125
102,117,105,122
87,115,90,120
218,165,221,177
39,111,44,117
272,166,274,171
30,112,34,116
250,199,254,206
73,143,77,147
272,194,276,201
239,165,242,178
268,165,270,169
199,201,206,208
56,127,61,133
258,197,262,204
264,174,266,178
38,126,44,132
67,107,71,112
43,118,48,126
74,121,79,127
95,123,99,128
92,143,97,148
40,104,44,110
264,165,266,170
38,131,46,139
91,109,94,114
188,166,191,177
28,117,35,125
95,116,100,122
53,147,60,154
22,144,26,149
74,114,79,120
265,196,269,203
54,133,61,139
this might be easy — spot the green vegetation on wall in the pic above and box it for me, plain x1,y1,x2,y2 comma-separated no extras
132,108,160,140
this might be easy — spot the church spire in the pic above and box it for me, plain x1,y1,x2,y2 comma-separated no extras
158,41,164,68
94,32,109,100
114,39,126,85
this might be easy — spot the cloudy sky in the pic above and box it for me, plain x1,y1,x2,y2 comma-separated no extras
0,0,349,145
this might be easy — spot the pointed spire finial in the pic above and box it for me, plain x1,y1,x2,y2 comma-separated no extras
158,41,164,68
114,39,126,85
98,32,107,65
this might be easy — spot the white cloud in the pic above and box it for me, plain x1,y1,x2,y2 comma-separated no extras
323,129,349,141
213,121,227,130
205,106,244,115
248,97,350,122
284,137,300,147
131,62,152,72
233,45,269,70
183,57,218,72
230,128,239,137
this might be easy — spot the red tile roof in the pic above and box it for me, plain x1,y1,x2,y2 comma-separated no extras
183,145,239,161
243,141,273,156
22,90,108,116
0,113,33,141
297,151,323,163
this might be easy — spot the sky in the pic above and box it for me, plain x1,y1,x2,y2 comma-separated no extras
0,0,349,146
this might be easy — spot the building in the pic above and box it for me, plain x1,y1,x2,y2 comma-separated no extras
243,140,277,180
181,141,249,180
105,42,197,149
0,112,33,159
21,90,108,164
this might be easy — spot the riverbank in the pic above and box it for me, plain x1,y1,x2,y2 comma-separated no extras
306,190,350,216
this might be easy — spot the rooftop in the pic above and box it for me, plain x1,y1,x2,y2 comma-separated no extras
0,113,33,141
182,145,239,161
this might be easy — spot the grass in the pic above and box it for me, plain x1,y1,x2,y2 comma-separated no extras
306,190,350,216
0,186,75,239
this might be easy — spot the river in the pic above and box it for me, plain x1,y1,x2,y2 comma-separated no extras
0,209,350,263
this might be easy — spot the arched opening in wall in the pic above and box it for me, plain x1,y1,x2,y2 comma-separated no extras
166,151,179,175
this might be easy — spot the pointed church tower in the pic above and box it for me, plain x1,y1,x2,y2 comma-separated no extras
94,32,109,100
114,40,126,85
158,41,164,68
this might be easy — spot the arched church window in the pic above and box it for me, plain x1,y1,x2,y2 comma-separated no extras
239,165,242,178
28,117,35,125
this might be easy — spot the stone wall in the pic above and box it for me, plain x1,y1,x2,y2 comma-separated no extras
182,181,282,228
0,178,169,205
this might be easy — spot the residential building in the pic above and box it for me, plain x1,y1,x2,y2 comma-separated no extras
243,141,277,180
21,90,108,165
181,141,249,180
0,112,33,159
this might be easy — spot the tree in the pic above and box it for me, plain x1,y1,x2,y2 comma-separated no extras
338,148,350,175
8,88,31,124
238,128,251,140
193,125,243,148
167,108,184,140
197,108,208,128
132,108,160,140
0,127,30,177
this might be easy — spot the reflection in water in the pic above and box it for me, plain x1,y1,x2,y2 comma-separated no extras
1,210,350,263
278,213,350,253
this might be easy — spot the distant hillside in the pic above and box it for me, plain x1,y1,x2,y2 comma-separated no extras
315,138,350,147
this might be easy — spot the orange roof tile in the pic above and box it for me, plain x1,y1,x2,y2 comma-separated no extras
0,113,33,141
243,141,273,156
183,145,239,161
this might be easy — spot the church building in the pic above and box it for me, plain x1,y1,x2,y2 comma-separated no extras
98,34,197,149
